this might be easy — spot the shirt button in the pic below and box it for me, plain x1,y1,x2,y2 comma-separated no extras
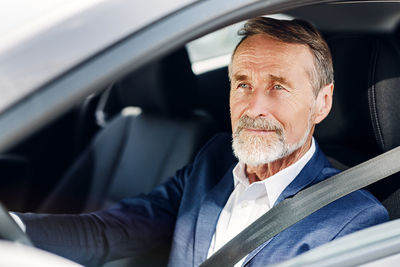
241,202,248,208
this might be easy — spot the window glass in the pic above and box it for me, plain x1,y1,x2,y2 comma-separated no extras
186,22,243,74
186,14,295,75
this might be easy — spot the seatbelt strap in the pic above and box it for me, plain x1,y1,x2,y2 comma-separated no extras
200,145,400,267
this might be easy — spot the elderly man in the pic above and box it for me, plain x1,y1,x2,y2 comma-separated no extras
15,17,387,267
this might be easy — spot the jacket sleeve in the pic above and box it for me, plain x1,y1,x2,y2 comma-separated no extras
15,164,192,267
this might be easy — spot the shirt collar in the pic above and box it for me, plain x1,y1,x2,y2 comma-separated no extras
232,137,316,207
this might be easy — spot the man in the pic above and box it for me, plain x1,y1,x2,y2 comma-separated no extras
15,17,388,266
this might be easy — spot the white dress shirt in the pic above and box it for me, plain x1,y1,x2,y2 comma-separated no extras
207,138,316,266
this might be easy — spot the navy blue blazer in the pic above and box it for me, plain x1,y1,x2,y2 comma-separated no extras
18,133,388,266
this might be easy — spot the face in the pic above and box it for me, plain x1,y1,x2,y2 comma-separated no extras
230,34,329,165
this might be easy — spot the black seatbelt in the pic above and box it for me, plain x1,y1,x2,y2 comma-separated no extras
200,145,400,267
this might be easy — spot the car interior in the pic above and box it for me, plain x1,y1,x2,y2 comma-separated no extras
2,1,400,266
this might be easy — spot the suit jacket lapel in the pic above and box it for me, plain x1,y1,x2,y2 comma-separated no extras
193,163,235,266
242,143,329,266
274,142,328,205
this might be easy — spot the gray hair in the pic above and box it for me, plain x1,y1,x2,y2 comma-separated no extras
229,17,334,94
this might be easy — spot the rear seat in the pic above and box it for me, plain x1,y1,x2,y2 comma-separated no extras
38,48,217,213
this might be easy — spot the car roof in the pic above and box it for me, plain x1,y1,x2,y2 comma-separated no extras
287,2,400,33
0,0,195,113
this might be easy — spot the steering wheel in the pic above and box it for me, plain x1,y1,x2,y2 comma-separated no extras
0,202,32,246
0,202,82,266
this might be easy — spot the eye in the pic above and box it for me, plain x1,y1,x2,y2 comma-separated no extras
238,83,250,89
273,84,285,90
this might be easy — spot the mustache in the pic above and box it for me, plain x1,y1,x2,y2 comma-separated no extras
234,115,284,135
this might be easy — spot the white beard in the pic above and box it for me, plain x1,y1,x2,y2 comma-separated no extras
232,114,313,166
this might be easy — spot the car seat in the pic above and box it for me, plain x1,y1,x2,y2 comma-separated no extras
38,48,217,214
314,34,400,218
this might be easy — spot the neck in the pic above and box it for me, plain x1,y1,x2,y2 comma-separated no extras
245,136,313,184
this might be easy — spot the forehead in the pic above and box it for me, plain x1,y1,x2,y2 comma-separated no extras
231,34,314,78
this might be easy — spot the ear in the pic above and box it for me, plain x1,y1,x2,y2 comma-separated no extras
313,83,334,124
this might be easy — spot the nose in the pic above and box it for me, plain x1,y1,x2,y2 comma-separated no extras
245,88,271,118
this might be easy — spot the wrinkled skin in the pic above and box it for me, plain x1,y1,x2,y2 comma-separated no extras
229,34,333,183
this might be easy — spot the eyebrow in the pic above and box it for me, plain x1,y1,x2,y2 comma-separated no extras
232,73,248,82
269,74,293,89
232,73,293,88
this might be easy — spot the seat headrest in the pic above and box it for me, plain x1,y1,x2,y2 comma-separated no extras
105,48,196,117
315,35,400,155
